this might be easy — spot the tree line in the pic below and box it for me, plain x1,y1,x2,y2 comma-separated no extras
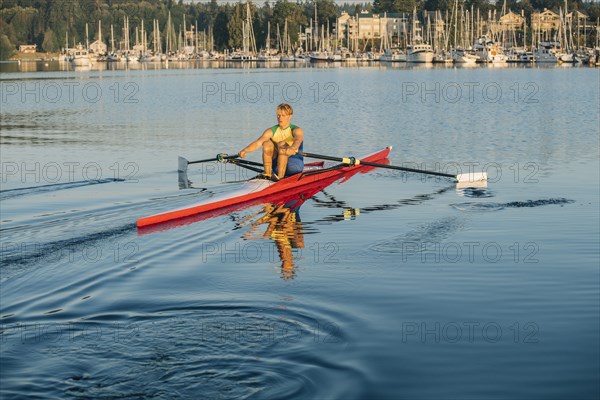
374,0,598,17
1,0,598,59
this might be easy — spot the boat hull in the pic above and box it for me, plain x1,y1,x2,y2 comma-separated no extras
407,51,434,63
137,147,392,228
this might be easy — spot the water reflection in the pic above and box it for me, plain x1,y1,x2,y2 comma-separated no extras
456,186,494,198
150,166,465,282
1,59,586,74
236,182,466,279
243,203,305,280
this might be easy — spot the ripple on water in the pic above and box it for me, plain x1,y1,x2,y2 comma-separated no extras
368,217,464,254
455,187,495,198
450,198,575,212
449,202,507,212
0,178,126,201
1,302,368,399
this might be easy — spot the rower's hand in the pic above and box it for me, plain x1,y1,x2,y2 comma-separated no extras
284,147,298,156
239,150,247,158
278,144,297,156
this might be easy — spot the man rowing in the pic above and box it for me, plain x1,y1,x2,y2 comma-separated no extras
239,103,304,181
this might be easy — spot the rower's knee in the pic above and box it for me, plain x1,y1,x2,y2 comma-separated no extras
262,141,274,154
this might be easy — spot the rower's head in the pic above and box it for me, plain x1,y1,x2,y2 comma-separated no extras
276,103,293,128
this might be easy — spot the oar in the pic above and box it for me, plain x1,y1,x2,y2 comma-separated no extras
228,159,264,174
178,153,240,173
299,152,487,183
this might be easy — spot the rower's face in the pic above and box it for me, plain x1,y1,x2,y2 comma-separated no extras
276,111,292,127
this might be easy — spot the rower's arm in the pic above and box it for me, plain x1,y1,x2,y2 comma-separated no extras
290,127,304,154
240,129,272,158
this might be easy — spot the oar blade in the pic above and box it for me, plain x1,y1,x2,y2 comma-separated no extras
456,172,488,183
178,156,189,173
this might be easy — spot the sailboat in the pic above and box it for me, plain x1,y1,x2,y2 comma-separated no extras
310,20,334,62
257,21,280,61
228,2,257,61
380,18,406,62
280,19,295,62
380,46,406,62
308,3,331,62
107,24,120,61
309,26,330,62
165,11,181,61
88,21,107,62
451,2,478,64
123,17,139,63
141,19,162,62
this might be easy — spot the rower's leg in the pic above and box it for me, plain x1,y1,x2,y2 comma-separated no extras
262,141,274,177
276,148,289,178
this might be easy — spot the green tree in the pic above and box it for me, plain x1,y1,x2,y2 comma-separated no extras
2,6,38,44
423,0,453,12
47,0,82,35
518,0,534,19
373,0,395,13
272,0,307,46
374,0,424,13
463,0,494,15
530,0,562,12
316,0,338,26
0,34,16,60
587,3,600,21
0,20,17,45
496,0,519,11
228,2,244,49
393,0,422,13
213,9,230,49
42,28,58,52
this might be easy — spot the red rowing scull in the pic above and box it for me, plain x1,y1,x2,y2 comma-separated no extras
137,146,392,229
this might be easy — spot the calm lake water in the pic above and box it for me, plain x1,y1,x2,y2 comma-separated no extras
1,61,599,399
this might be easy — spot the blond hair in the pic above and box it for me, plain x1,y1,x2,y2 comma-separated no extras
276,103,293,116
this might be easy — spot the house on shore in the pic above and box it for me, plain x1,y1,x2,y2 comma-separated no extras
19,44,37,53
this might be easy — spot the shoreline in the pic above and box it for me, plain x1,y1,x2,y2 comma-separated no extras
4,51,599,67
7,52,62,62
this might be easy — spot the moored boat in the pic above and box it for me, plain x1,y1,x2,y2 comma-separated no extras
452,48,479,64
473,35,508,63
68,43,91,66
309,51,330,62
380,46,406,62
406,41,434,63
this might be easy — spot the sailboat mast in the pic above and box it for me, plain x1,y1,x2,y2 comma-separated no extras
314,2,318,51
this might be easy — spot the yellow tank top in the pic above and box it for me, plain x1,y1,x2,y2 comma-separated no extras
270,124,297,147
270,124,303,159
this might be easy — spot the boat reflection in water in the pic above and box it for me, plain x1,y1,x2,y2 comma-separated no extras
242,203,305,280
139,161,383,279
140,157,485,279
